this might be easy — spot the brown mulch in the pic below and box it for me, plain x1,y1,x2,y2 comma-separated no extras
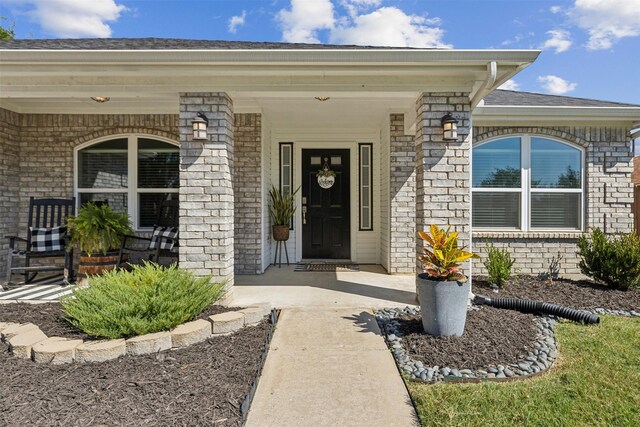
0,303,243,341
474,275,640,312
0,321,270,427
397,306,538,370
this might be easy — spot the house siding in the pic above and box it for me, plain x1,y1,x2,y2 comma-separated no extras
0,109,21,278
473,126,634,278
379,117,391,270
233,113,263,274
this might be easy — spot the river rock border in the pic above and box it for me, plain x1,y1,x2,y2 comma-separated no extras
0,304,271,365
375,306,558,382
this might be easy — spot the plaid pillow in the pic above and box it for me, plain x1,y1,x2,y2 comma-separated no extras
30,226,67,252
148,226,178,251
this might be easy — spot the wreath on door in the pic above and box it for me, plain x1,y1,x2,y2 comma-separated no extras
316,158,336,189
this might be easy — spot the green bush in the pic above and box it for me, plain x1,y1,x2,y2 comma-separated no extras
61,262,225,339
577,228,640,291
483,244,515,288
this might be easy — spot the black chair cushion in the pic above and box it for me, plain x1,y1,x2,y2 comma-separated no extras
148,226,178,251
30,226,67,252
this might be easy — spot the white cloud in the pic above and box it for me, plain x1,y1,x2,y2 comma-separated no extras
330,6,451,48
228,10,246,34
500,34,523,46
568,0,640,50
550,5,563,13
277,0,335,43
277,0,451,48
498,79,520,91
537,75,577,94
14,0,126,38
541,29,572,53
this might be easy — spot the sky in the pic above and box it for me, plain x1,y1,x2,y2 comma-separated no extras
0,0,639,105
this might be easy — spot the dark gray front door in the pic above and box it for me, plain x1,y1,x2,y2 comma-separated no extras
301,149,350,259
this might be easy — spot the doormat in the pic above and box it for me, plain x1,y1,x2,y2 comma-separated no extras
294,263,360,272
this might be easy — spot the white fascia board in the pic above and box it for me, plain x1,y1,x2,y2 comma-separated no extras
473,105,640,127
0,49,540,66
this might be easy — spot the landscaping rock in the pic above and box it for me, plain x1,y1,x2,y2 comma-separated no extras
1,323,39,341
0,322,18,334
32,337,83,364
76,339,127,363
208,311,245,334
238,307,264,326
250,303,272,317
9,329,48,359
126,331,172,355
171,319,212,348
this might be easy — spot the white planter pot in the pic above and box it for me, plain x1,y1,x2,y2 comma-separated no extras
416,273,470,337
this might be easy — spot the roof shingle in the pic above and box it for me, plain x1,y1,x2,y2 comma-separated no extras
484,89,639,108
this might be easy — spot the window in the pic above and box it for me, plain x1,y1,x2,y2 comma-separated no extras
359,143,373,230
472,136,583,231
279,142,294,229
76,135,179,229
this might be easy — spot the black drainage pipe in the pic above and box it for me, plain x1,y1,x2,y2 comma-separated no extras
474,294,600,324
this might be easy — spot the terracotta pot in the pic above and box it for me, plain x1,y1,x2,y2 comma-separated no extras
78,251,121,279
272,225,290,242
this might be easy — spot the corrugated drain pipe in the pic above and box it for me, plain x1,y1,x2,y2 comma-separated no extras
474,294,600,324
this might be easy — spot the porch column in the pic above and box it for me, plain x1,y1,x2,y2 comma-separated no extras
179,93,235,298
389,113,416,273
415,93,472,272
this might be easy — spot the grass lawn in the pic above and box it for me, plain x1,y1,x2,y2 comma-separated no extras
408,316,640,427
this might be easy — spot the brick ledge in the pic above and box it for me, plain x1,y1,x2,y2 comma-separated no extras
473,231,584,239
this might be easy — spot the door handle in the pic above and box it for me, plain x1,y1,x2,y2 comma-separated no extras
302,206,307,225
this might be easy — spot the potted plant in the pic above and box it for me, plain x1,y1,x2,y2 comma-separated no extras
416,224,479,337
67,202,133,280
268,186,300,241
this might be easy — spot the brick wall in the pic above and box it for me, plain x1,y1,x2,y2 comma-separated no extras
0,107,178,278
473,126,634,278
415,93,472,274
388,114,416,273
233,113,262,274
0,109,21,278
178,93,235,296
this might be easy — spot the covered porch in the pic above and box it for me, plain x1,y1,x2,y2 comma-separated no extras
0,42,539,302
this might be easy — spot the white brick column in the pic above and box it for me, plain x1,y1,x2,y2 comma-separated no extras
389,113,416,273
415,93,472,271
179,93,235,297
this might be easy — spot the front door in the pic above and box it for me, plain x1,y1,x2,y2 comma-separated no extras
302,149,350,259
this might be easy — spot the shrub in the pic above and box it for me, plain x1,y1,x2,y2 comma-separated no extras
577,228,640,291
61,262,225,339
483,244,515,288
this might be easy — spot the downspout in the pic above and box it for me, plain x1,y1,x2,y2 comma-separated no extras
470,61,497,108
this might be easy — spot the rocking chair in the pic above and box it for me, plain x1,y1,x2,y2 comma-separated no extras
117,198,179,268
4,197,75,288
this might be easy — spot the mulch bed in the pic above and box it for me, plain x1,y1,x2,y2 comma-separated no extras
397,306,538,370
0,320,270,427
473,275,640,312
0,303,242,341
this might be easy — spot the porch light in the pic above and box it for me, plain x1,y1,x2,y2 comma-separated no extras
191,112,209,140
314,96,330,102
91,96,110,103
441,112,459,141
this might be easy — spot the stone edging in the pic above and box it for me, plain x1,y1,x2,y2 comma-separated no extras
375,306,558,382
0,304,271,365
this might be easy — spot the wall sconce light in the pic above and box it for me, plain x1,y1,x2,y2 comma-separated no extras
441,112,459,141
192,112,209,140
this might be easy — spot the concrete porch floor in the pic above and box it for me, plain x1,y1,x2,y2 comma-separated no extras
231,264,418,308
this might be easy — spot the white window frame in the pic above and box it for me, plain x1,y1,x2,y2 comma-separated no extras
74,134,179,231
472,135,585,232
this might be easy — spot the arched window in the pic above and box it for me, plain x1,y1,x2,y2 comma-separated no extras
472,136,583,231
75,135,179,229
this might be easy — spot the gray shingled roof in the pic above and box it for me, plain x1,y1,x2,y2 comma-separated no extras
485,89,639,108
0,38,421,50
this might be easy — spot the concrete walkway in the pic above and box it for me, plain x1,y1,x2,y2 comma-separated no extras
245,308,419,427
